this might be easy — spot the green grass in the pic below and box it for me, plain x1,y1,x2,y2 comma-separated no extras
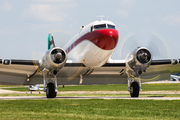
2,83,180,91
0,99,179,120
2,87,29,91
0,85,24,87
141,83,180,91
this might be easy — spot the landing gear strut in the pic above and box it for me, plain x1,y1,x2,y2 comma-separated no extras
43,74,58,98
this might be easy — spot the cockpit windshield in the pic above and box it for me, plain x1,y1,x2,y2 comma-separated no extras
107,24,115,29
94,24,106,29
91,23,116,31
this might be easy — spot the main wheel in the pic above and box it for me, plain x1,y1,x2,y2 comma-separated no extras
130,82,139,97
46,83,56,98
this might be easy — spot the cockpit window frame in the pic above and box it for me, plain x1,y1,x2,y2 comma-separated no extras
94,24,107,30
90,23,116,32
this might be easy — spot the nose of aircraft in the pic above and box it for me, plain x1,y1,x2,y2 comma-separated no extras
91,29,119,50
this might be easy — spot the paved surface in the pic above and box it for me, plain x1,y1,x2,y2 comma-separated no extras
1,89,180,94
58,91,180,94
0,89,19,94
0,82,180,100
0,96,180,100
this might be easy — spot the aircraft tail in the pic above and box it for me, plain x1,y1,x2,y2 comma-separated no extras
48,33,56,50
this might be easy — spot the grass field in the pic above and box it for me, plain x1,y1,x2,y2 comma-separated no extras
0,83,180,119
0,99,179,120
2,83,180,91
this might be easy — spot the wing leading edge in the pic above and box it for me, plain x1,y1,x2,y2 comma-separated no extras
0,59,179,85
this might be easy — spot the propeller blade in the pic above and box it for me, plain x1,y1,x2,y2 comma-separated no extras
120,32,170,60
146,32,170,59
119,33,140,59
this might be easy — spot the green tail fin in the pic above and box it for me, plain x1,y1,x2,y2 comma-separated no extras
48,33,55,50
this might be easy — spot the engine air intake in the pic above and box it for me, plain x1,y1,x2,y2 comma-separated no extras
51,49,66,64
136,48,151,64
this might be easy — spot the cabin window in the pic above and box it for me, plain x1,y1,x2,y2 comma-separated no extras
107,24,115,29
71,44,73,49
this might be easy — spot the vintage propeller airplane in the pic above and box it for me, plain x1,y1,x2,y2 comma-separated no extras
0,19,180,98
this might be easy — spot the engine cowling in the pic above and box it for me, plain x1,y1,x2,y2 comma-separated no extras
126,47,152,77
41,47,67,75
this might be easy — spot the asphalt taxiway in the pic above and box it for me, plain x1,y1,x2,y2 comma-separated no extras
0,96,180,100
0,81,180,100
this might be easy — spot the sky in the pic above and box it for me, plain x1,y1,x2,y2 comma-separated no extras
1,0,180,60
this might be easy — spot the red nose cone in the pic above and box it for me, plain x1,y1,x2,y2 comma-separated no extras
90,29,119,50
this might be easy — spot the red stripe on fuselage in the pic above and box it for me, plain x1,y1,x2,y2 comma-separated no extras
66,29,119,53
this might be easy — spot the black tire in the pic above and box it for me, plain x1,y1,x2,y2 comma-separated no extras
130,82,139,97
46,83,56,98
55,92,57,97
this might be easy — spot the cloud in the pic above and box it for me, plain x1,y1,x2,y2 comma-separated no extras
117,0,135,18
29,4,64,22
24,2,76,22
0,28,19,35
120,0,135,8
0,1,13,11
32,0,73,3
162,14,180,26
117,10,129,18
118,24,129,32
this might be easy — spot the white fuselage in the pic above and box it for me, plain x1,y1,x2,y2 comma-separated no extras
63,20,119,68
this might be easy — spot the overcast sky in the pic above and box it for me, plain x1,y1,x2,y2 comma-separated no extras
1,0,180,60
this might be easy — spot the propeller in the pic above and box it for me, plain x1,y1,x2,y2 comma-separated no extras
147,31,170,59
32,52,43,76
118,31,170,60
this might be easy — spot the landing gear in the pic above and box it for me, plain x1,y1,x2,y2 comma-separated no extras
130,82,139,97
46,83,56,98
127,77,141,97
43,74,58,98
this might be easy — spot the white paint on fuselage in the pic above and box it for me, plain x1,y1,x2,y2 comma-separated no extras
68,40,115,68
61,20,117,68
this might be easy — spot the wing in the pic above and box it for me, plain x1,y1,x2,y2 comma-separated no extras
0,59,126,85
141,59,180,82
0,59,87,85
0,58,179,85
87,59,180,83
59,59,180,85
0,59,40,84
0,59,82,85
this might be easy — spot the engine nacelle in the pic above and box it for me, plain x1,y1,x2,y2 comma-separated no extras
41,47,67,75
125,47,152,77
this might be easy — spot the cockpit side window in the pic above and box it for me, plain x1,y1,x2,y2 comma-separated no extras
107,24,116,29
90,26,93,32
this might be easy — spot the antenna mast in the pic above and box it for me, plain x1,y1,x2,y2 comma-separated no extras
96,15,104,21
